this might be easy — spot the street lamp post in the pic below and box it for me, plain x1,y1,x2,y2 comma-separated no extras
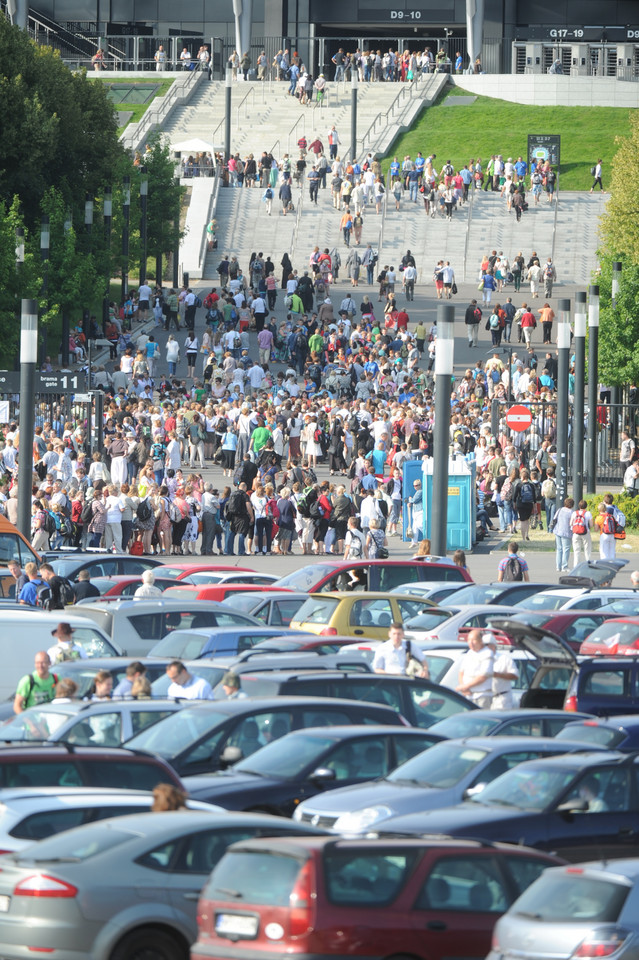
431,302,455,557
103,186,112,331
40,215,50,361
350,68,358,164
587,284,600,494
15,228,24,272
121,175,130,302
555,298,571,510
572,291,587,503
610,261,623,448
225,67,232,164
17,300,38,540
61,210,72,367
139,166,148,285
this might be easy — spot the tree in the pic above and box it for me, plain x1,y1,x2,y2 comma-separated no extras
0,199,42,362
143,136,183,284
599,112,639,266
593,253,639,387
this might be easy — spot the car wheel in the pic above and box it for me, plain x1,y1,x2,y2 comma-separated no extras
111,928,187,960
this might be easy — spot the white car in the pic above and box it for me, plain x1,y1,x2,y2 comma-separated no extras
403,604,523,645
432,647,538,705
516,588,639,612
389,581,471,605
0,787,222,854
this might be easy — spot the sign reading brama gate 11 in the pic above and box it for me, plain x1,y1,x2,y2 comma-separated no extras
527,134,561,169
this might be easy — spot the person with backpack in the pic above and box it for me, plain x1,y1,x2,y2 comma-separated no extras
497,541,529,582
86,488,107,548
570,499,593,563
513,468,537,541
595,504,618,562
37,564,76,610
31,499,51,551
549,496,575,572
17,562,44,607
224,482,254,556
14,652,58,714
47,622,88,664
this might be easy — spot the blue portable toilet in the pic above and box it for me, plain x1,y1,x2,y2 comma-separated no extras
401,460,425,542
422,457,476,551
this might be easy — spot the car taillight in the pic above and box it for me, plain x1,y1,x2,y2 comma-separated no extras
565,694,578,712
288,861,313,937
572,927,630,958
14,875,78,898
319,627,337,636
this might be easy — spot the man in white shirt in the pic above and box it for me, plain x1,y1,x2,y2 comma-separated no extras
48,623,88,664
137,282,152,322
457,629,494,708
373,623,428,677
166,660,214,700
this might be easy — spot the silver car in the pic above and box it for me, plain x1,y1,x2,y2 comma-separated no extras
488,858,639,960
0,810,328,960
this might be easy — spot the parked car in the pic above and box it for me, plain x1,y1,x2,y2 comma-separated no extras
0,609,121,700
491,617,639,715
0,698,184,747
0,516,42,593
159,562,275,586
375,750,639,861
148,627,316,660
390,581,472,604
293,736,592,832
518,588,639,613
233,671,476,728
242,634,367,655
499,610,620,652
193,835,563,960
488,857,639,960
183,725,441,816
48,552,162,580
555,715,639,752
427,708,595,741
289,592,440,638
124,697,407,776
438,582,559,606
579,617,639,655
68,598,260,656
403,604,522,645
275,559,472,594
0,810,330,960
0,787,221,854
85,575,178,597
221,591,309,626
163,583,289,603
0,743,184,790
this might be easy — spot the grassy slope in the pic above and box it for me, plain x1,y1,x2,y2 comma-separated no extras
384,85,632,190
105,79,175,135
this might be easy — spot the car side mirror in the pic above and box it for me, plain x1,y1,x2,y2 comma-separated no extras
464,783,486,799
310,766,337,784
556,797,588,814
220,745,243,767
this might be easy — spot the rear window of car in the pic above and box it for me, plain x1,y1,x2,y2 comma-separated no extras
80,759,173,790
581,669,629,698
587,621,639,648
207,850,307,905
18,822,136,863
293,597,340,625
512,873,630,922
0,760,84,788
428,714,502,738
324,849,418,905
9,804,146,841
555,723,625,749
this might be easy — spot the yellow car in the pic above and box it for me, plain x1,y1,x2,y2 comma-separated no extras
289,592,440,639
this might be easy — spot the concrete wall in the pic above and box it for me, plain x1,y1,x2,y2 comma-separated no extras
451,75,639,108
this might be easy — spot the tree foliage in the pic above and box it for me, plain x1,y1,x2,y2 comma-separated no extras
143,136,182,282
593,253,639,387
599,112,639,266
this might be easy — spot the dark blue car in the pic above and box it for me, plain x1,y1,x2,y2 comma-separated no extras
556,715,639,752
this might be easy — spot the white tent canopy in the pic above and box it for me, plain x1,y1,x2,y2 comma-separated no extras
170,137,216,155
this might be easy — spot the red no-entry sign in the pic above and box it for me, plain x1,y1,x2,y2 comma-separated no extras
506,404,533,432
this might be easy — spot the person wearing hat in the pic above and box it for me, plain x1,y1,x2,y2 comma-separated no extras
221,671,247,699
47,623,88,664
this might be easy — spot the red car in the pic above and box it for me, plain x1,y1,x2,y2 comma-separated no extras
193,835,562,960
276,559,472,594
495,610,623,653
579,616,639,655
159,562,258,582
88,575,178,597
162,583,293,603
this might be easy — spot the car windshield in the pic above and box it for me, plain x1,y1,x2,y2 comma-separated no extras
445,584,508,605
17,822,136,863
404,611,452,630
0,707,76,742
276,564,336,591
150,632,207,659
292,597,340,625
186,572,226,585
512,872,630,922
158,567,189,579
472,765,575,811
428,713,502,738
89,578,124,596
224,595,263,614
422,655,455,684
125,707,226,758
236,733,337,779
388,741,487,788
555,723,625,749
586,621,639,647
510,613,555,628
515,593,569,611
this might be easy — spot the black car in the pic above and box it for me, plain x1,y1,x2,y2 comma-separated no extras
427,708,595,740
376,750,639,861
444,582,561,606
124,696,406,776
182,725,441,816
556,715,639,752
234,671,476,728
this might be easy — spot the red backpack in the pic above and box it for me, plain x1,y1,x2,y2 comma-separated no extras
602,512,617,536
572,510,587,536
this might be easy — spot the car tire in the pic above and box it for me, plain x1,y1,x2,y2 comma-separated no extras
110,928,187,960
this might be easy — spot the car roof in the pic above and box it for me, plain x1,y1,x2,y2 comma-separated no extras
504,750,626,770
164,563,256,573
279,725,431,739
170,696,402,713
440,735,599,752
0,743,169,759
229,591,311,603
0,786,156,801
564,715,639,730
220,834,561,857
446,708,595,720
555,859,639,881
154,627,312,640
238,670,432,682
306,591,437,602
72,598,246,613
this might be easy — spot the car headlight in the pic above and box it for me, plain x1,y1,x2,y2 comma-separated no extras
292,805,304,822
334,805,393,833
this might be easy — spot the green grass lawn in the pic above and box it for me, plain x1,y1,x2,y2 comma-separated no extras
384,85,633,190
103,79,175,135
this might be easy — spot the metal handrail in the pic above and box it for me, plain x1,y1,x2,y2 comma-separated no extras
236,85,256,126
211,116,225,148
269,139,281,160
550,182,560,263
462,184,477,281
197,171,221,273
289,181,304,258
121,68,201,149
377,169,390,261
286,114,307,156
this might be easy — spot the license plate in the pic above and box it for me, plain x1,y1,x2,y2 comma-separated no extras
0,895,9,912
215,913,258,939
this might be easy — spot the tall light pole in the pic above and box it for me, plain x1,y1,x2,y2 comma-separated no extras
572,291,587,503
350,68,358,164
587,284,600,494
61,210,72,367
139,166,148,285
431,302,455,557
122,175,130,302
15,228,24,272
224,67,232,164
17,300,38,540
610,260,622,448
103,185,112,330
40,215,50,362
555,299,571,510
85,193,94,239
